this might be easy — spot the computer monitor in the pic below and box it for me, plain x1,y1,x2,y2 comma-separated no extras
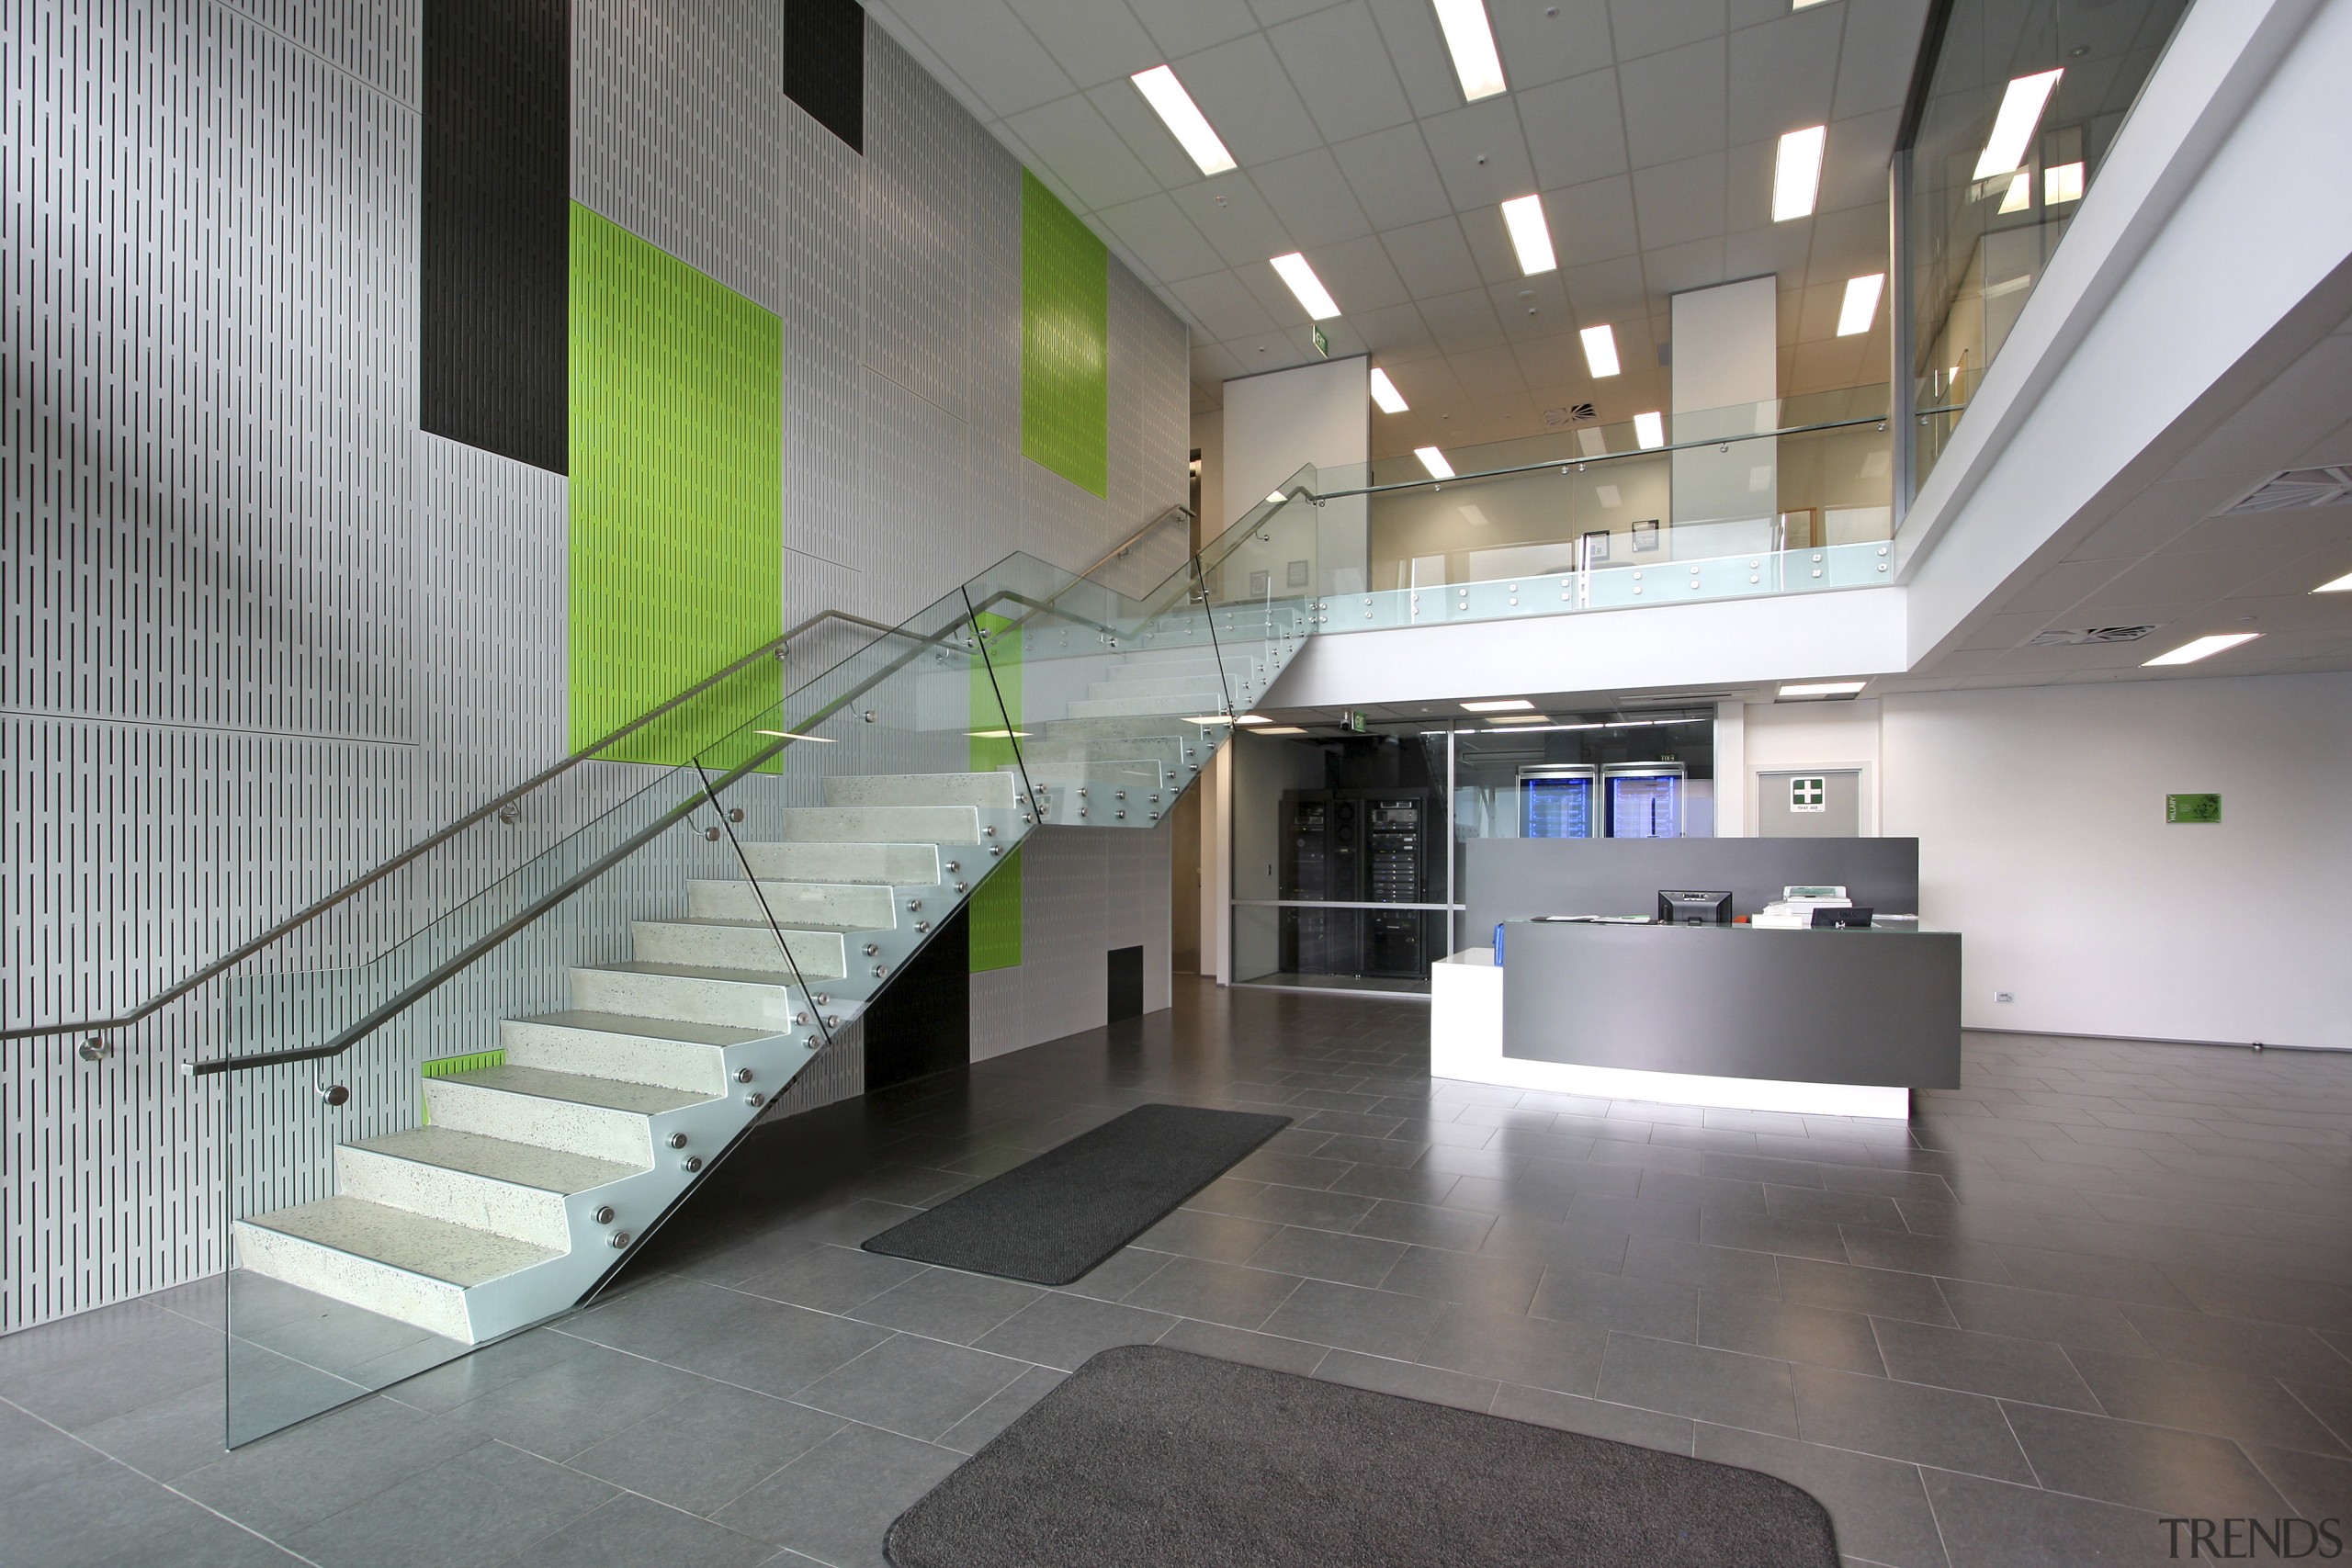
1657,889,1732,925
1812,906,1873,929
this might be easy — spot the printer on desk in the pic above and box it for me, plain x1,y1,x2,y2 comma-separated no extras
1754,886,1872,930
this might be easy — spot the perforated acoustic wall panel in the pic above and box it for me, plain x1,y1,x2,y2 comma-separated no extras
7,0,1186,1332
1022,170,1110,500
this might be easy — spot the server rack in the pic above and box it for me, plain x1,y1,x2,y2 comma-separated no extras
1357,792,1429,976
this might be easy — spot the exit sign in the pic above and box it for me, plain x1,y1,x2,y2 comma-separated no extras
2165,793,2222,824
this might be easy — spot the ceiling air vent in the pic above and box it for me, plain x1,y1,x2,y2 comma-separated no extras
2216,467,2352,514
2027,626,2158,646
1542,403,1599,428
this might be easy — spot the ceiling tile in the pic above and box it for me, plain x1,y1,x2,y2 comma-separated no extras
1459,208,1527,288
1726,10,1843,145
1632,152,1727,251
1128,0,1263,58
1487,275,1577,344
1248,146,1376,248
1723,220,1809,295
1419,98,1541,211
1788,333,1871,392
1083,79,1218,189
1006,0,1167,88
1543,175,1640,267
1419,287,1510,354
1351,300,1441,357
1446,342,1530,392
1562,254,1648,321
1003,95,1165,209
1267,1,1417,143
1619,39,1728,170
1365,0,1467,119
1331,123,1454,229
1520,67,1631,190
1833,0,1932,120
1169,269,1283,339
1489,0,1616,90
1311,232,1415,311
1094,192,1232,282
1640,236,1730,299
1379,215,1484,296
1170,172,1296,266
1800,202,1888,286
879,0,1079,118
1175,32,1328,164
1816,109,1900,214
1608,0,1728,64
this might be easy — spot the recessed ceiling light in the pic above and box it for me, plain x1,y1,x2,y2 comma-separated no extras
1974,69,2063,179
1777,681,1867,699
755,729,839,741
1499,194,1555,276
2143,632,2261,666
1369,367,1409,413
1485,713,1551,725
1270,252,1340,320
2313,570,2352,593
1415,446,1455,479
1182,714,1237,725
1462,697,1535,713
1792,0,1837,8
1129,65,1236,176
1580,324,1621,378
1235,715,1272,726
1772,126,1826,221
2044,161,2084,204
1837,274,1884,337
1431,0,1507,103
965,729,1033,739
1266,491,1287,503
1996,171,2031,214
1633,412,1665,449
1255,726,1306,735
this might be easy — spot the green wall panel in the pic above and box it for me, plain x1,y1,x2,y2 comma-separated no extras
569,202,783,762
968,612,1023,972
1021,171,1108,499
967,847,1023,973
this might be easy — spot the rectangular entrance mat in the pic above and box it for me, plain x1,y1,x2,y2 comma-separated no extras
887,1346,1840,1568
861,1104,1289,1286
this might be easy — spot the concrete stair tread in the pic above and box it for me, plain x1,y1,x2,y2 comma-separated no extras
346,1127,639,1194
638,915,874,936
594,959,804,988
239,1196,557,1288
442,1063,712,1116
515,1010,771,1048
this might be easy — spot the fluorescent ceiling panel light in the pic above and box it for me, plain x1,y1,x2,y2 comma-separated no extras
1579,324,1621,378
2143,632,2261,666
1462,697,1535,713
1777,681,1867,698
1129,65,1236,176
1369,367,1408,413
1256,726,1306,735
1973,69,2063,179
2044,161,2085,204
1836,273,1884,337
1499,194,1556,275
1265,491,1287,503
1485,713,1551,725
1771,125,1826,221
755,728,838,742
2313,570,2352,593
1235,714,1272,725
1270,252,1340,320
1633,412,1665,449
966,729,1033,739
1415,446,1455,479
1792,0,1837,7
1996,171,2031,214
1432,0,1507,103
1183,714,1236,724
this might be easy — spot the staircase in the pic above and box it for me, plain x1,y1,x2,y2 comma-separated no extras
226,593,1311,1351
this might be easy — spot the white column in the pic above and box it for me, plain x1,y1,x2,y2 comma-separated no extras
1713,698,1748,837
1222,355,1371,594
1670,277,1779,556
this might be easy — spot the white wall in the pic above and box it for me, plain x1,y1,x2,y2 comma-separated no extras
1742,699,1884,836
1882,673,2352,1048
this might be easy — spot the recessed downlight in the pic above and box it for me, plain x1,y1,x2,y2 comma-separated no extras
1369,368,1409,413
1431,0,1507,103
1580,324,1621,378
2143,632,2261,666
1415,446,1455,479
1837,274,1884,337
1462,697,1535,713
1974,69,2063,179
1499,194,1556,276
1129,65,1236,176
1633,412,1665,449
1772,126,1826,221
1270,252,1340,320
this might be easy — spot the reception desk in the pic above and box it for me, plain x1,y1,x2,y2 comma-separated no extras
1432,920,1962,1120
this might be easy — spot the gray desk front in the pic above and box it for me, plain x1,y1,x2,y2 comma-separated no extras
1500,921,1962,1090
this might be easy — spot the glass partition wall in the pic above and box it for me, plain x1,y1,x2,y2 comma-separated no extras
1227,714,1715,996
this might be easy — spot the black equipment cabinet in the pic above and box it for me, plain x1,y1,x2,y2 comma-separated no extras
1358,792,1428,976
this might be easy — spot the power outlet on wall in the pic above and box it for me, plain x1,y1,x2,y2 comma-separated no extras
1995,991,2015,1003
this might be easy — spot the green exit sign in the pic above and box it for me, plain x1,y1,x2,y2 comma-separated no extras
2165,793,2222,824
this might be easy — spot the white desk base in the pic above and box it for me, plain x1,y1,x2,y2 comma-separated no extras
1430,948,1910,1121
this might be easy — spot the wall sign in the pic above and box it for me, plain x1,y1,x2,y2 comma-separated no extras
2165,793,2222,823
1789,776,1826,813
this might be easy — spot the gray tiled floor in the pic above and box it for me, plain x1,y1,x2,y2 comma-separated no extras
6,978,2352,1566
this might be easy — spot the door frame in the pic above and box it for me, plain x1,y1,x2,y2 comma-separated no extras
1749,761,1877,837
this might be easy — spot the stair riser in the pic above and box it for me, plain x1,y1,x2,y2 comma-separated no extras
424,1078,656,1166
630,920,846,977
687,880,896,929
232,1223,474,1342
821,772,1018,810
737,841,941,885
499,1018,729,1096
334,1146,580,1252
1086,674,1239,701
783,806,980,844
1066,694,1226,720
568,966,803,1032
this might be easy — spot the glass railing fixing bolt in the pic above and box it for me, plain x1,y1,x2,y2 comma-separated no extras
735,1067,754,1083
668,1133,688,1149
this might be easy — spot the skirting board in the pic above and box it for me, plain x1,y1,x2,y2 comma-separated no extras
1430,948,1911,1121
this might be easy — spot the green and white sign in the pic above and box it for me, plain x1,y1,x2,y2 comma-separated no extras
2165,793,2222,824
1790,776,1826,813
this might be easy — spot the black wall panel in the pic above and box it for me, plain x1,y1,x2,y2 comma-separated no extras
1108,945,1144,1022
786,0,865,152
421,0,571,473
864,908,970,1089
